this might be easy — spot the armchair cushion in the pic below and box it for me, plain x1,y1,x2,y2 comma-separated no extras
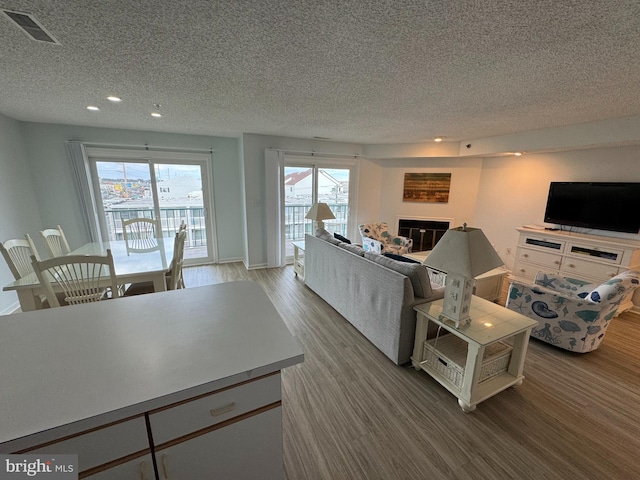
586,271,640,303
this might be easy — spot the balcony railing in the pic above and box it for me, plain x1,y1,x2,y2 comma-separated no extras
284,203,349,241
104,208,207,247
105,203,348,256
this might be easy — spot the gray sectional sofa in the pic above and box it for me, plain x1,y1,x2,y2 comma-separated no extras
304,232,445,365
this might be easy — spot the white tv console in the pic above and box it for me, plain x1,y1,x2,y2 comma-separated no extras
510,227,640,313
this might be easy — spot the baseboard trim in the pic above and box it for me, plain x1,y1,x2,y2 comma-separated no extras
1,301,21,316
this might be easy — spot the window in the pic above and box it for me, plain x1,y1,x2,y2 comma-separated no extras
86,148,215,264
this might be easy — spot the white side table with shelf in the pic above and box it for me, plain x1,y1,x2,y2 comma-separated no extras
292,241,305,280
412,297,537,412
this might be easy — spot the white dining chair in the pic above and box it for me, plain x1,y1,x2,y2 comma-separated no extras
1,234,41,280
124,229,186,295
121,217,160,254
40,225,71,257
31,249,119,307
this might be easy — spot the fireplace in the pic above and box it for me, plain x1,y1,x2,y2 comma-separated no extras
397,218,450,252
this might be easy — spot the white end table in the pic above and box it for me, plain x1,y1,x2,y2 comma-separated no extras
412,297,537,412
292,241,305,280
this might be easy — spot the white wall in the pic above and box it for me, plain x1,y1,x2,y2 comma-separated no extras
474,145,640,268
0,114,43,314
366,157,484,233
20,122,244,262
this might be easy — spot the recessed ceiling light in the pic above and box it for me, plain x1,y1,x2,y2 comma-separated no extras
107,96,122,102
434,137,443,142
86,105,100,111
151,112,162,118
514,152,523,156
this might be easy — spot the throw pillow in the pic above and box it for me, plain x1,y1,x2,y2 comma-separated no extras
316,228,341,245
383,252,420,264
364,252,433,298
334,233,351,244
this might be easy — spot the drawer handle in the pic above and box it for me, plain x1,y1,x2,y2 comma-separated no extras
139,460,151,480
161,454,169,480
210,402,236,417
567,264,575,268
520,269,526,273
523,254,529,258
554,261,561,265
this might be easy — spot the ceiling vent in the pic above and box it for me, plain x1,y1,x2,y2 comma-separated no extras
2,10,60,44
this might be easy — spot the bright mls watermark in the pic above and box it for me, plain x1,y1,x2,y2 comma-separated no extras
0,455,77,479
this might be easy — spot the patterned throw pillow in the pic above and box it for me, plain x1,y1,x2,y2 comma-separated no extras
585,272,640,303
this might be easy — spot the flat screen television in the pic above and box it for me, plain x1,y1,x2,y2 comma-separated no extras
544,182,640,234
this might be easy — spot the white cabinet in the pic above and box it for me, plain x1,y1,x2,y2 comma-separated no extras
0,283,304,480
83,455,155,480
155,407,283,479
511,228,640,312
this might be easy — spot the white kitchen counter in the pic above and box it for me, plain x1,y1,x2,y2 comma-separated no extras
0,280,304,468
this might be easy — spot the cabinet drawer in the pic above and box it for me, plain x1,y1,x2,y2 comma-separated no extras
512,260,558,281
516,248,562,268
23,416,149,474
149,373,282,445
567,242,624,265
561,258,621,280
521,235,565,251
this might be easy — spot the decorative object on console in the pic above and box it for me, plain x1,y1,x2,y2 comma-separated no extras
424,224,504,328
305,202,335,230
358,222,413,255
506,270,640,353
402,173,451,203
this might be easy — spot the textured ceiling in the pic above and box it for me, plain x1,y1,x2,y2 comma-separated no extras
1,0,640,144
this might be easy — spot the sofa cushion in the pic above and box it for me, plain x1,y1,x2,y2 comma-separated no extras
337,242,366,256
334,233,351,244
364,252,433,298
316,228,341,245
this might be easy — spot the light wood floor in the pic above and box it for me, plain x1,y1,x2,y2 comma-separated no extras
184,264,640,480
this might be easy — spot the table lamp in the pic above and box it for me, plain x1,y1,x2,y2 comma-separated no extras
305,202,335,230
423,223,504,327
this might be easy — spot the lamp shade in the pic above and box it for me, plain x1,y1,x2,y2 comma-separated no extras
424,224,503,277
305,202,336,221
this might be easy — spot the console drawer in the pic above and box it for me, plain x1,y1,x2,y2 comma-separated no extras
567,242,624,265
562,258,621,280
512,260,558,281
516,248,562,268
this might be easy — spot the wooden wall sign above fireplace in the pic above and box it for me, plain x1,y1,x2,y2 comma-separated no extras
402,173,451,203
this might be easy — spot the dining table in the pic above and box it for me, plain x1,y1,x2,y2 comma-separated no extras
3,238,174,312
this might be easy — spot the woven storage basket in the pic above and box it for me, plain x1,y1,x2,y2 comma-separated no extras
422,334,512,389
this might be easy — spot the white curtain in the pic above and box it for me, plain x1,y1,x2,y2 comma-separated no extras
265,149,285,267
66,141,102,242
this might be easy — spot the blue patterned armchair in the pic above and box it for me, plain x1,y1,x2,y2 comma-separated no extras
506,270,640,353
358,222,412,255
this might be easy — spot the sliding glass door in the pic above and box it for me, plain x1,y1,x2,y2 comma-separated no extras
87,148,215,264
283,158,354,261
